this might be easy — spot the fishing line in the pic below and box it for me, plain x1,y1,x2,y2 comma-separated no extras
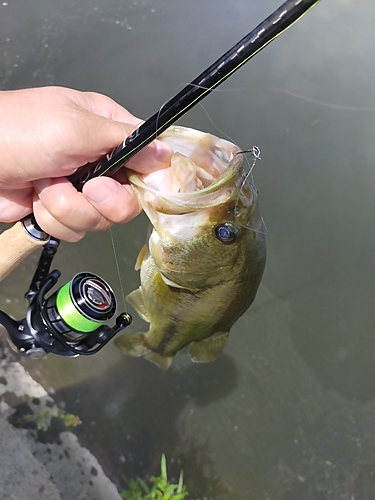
193,100,266,231
189,100,265,202
153,83,261,176
109,227,128,312
235,146,268,235
196,101,237,145
237,146,261,180
176,82,257,94
154,83,240,147
268,87,375,112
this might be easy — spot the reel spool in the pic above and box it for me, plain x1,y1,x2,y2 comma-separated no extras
44,273,117,341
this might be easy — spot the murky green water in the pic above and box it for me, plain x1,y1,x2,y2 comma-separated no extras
1,0,375,498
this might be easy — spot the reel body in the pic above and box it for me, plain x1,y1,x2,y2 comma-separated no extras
0,238,131,358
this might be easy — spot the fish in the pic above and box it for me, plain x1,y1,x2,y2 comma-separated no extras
114,126,266,370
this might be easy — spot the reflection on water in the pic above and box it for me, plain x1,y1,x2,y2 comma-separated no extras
1,0,375,498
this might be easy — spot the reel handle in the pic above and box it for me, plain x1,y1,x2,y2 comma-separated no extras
0,221,49,282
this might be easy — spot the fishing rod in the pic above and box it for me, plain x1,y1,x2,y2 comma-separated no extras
70,0,321,188
0,0,321,358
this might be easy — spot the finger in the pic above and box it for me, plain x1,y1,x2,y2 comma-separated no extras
67,90,173,172
65,88,143,124
0,188,33,222
126,139,173,174
20,88,173,179
83,177,141,223
33,177,111,237
33,201,87,242
85,93,175,172
75,112,173,173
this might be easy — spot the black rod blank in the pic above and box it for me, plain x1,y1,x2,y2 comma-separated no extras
71,0,320,190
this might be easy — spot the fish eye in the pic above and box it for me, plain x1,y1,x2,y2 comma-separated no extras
214,223,238,244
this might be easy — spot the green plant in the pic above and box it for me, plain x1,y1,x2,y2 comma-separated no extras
33,407,82,431
120,454,188,500
14,407,82,431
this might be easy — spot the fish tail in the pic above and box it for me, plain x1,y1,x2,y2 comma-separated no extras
114,333,173,371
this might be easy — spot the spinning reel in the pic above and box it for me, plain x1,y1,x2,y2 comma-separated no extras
0,237,131,358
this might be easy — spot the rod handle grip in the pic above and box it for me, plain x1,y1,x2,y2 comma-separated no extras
0,222,49,281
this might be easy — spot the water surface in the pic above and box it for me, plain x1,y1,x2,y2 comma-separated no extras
1,1,375,498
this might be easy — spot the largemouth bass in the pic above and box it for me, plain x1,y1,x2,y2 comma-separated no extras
115,126,266,370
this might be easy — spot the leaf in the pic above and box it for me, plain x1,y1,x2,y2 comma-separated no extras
137,478,150,493
177,471,184,494
119,454,189,500
161,454,168,481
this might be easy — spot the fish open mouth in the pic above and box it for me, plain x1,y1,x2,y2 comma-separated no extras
127,126,242,214
127,126,264,234
142,127,238,194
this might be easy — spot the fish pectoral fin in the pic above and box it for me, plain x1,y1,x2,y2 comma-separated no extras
134,244,147,271
114,333,173,371
189,331,229,363
126,287,150,322
160,273,186,289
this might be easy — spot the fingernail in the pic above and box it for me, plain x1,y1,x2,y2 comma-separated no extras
85,183,113,205
155,141,173,163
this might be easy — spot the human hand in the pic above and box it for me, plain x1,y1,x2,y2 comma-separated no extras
0,86,172,241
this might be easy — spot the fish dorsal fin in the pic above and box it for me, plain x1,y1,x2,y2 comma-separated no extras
126,287,150,322
189,331,229,363
135,244,148,271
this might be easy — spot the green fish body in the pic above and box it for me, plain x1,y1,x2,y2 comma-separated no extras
115,126,266,370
